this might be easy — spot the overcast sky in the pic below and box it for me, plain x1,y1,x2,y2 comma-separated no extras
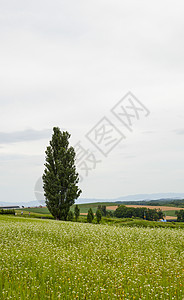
0,0,184,203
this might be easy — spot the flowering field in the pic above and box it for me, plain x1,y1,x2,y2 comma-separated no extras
0,216,184,299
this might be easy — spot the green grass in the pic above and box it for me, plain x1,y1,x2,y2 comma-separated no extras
16,204,180,224
0,215,184,299
15,209,53,219
16,203,116,215
164,210,177,217
18,207,50,214
14,211,184,228
17,203,180,220
71,202,116,213
15,204,183,227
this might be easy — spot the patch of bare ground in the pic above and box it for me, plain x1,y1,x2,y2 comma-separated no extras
106,205,184,211
165,216,177,220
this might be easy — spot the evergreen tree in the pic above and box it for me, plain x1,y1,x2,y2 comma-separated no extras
67,211,74,221
97,205,107,216
42,127,81,220
74,205,80,221
96,208,102,224
101,205,107,216
87,208,94,223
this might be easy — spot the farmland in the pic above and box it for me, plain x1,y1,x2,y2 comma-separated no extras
106,205,183,220
0,215,184,299
106,205,184,211
17,202,183,220
107,204,184,211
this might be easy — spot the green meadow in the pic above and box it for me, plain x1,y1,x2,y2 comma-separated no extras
17,203,117,215
17,202,181,217
0,215,184,299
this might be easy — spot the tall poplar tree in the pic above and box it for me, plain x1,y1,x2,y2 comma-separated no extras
42,127,81,220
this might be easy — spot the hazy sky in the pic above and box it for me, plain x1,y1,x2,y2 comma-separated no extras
0,0,184,203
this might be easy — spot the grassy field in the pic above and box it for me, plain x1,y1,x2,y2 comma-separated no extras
17,207,50,214
0,215,184,299
163,210,177,217
18,203,122,215
18,203,183,217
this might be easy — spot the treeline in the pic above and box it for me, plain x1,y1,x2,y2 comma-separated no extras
168,200,184,207
94,205,164,221
115,199,184,207
176,210,184,222
114,205,164,221
0,209,15,215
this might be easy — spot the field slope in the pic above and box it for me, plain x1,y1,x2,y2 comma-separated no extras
0,216,184,299
18,203,183,219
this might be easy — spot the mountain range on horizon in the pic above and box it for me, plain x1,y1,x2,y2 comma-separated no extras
0,192,184,207
76,192,184,204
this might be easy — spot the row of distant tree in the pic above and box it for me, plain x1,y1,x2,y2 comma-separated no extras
2,204,183,223
71,204,184,223
113,205,164,221
68,204,184,223
65,206,102,224
87,208,102,223
74,205,165,223
0,209,15,215
116,199,184,208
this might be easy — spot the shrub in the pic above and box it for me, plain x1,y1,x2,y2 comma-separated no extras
0,209,15,215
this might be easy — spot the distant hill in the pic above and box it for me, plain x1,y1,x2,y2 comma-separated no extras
76,193,184,204
114,193,184,201
1,192,184,207
0,200,42,208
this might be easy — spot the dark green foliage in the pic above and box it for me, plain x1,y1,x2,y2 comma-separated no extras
42,127,82,220
176,210,184,222
157,209,164,219
106,210,114,218
0,209,15,215
114,205,164,221
74,205,80,221
145,208,162,221
96,209,102,223
97,205,107,216
67,211,74,221
87,208,94,223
